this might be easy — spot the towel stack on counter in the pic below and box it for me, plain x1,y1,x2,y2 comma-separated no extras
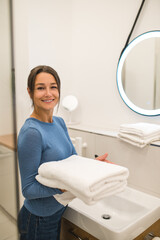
118,122,160,148
36,155,129,206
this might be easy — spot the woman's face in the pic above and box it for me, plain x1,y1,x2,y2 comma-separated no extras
29,72,59,112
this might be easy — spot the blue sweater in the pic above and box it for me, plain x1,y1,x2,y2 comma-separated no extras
18,116,77,217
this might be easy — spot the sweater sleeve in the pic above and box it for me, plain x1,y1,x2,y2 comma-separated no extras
18,128,62,200
59,117,77,155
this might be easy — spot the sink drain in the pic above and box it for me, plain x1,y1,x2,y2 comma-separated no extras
102,214,111,220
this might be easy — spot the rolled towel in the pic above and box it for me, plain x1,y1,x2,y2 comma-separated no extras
152,238,160,240
36,155,129,205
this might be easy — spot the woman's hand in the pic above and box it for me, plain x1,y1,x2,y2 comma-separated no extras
60,189,66,193
95,153,114,164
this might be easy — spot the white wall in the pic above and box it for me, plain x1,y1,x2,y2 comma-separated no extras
13,0,160,132
13,0,30,133
0,0,13,135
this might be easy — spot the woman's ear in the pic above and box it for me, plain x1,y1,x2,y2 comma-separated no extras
27,88,34,106
27,87,31,98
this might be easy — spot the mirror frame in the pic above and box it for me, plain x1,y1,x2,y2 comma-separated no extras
117,30,160,116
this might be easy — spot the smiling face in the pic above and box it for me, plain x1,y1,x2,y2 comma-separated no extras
29,72,60,113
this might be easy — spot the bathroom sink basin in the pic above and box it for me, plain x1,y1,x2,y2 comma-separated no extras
63,187,160,240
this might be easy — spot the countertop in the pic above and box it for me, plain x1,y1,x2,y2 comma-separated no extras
0,134,16,150
68,124,160,147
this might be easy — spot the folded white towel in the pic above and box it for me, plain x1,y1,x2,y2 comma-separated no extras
118,132,160,148
36,155,129,205
54,191,75,206
119,122,160,137
118,123,160,148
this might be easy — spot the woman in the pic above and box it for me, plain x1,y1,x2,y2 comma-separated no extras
18,65,108,240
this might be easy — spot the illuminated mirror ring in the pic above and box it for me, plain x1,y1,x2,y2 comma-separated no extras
117,31,160,116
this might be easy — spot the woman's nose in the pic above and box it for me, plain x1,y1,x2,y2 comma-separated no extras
45,88,52,96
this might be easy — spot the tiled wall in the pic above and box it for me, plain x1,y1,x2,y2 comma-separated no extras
68,128,160,198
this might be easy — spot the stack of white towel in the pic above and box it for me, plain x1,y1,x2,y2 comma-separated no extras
118,122,160,148
36,155,129,206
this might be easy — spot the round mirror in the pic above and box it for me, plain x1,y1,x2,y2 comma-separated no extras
117,31,160,116
62,95,78,112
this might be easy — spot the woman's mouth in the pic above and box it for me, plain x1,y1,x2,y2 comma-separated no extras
42,99,54,103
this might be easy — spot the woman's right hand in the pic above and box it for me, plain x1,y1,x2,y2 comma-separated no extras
60,189,66,193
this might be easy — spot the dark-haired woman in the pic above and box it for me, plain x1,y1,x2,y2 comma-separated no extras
17,65,77,240
17,65,109,240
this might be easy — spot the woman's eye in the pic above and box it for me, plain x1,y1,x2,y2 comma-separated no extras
37,87,44,90
36,86,57,90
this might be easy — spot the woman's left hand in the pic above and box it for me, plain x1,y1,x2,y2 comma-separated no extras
95,153,114,164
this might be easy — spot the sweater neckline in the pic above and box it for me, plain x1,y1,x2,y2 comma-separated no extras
27,117,55,126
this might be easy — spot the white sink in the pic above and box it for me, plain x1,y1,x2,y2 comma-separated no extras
63,187,160,240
